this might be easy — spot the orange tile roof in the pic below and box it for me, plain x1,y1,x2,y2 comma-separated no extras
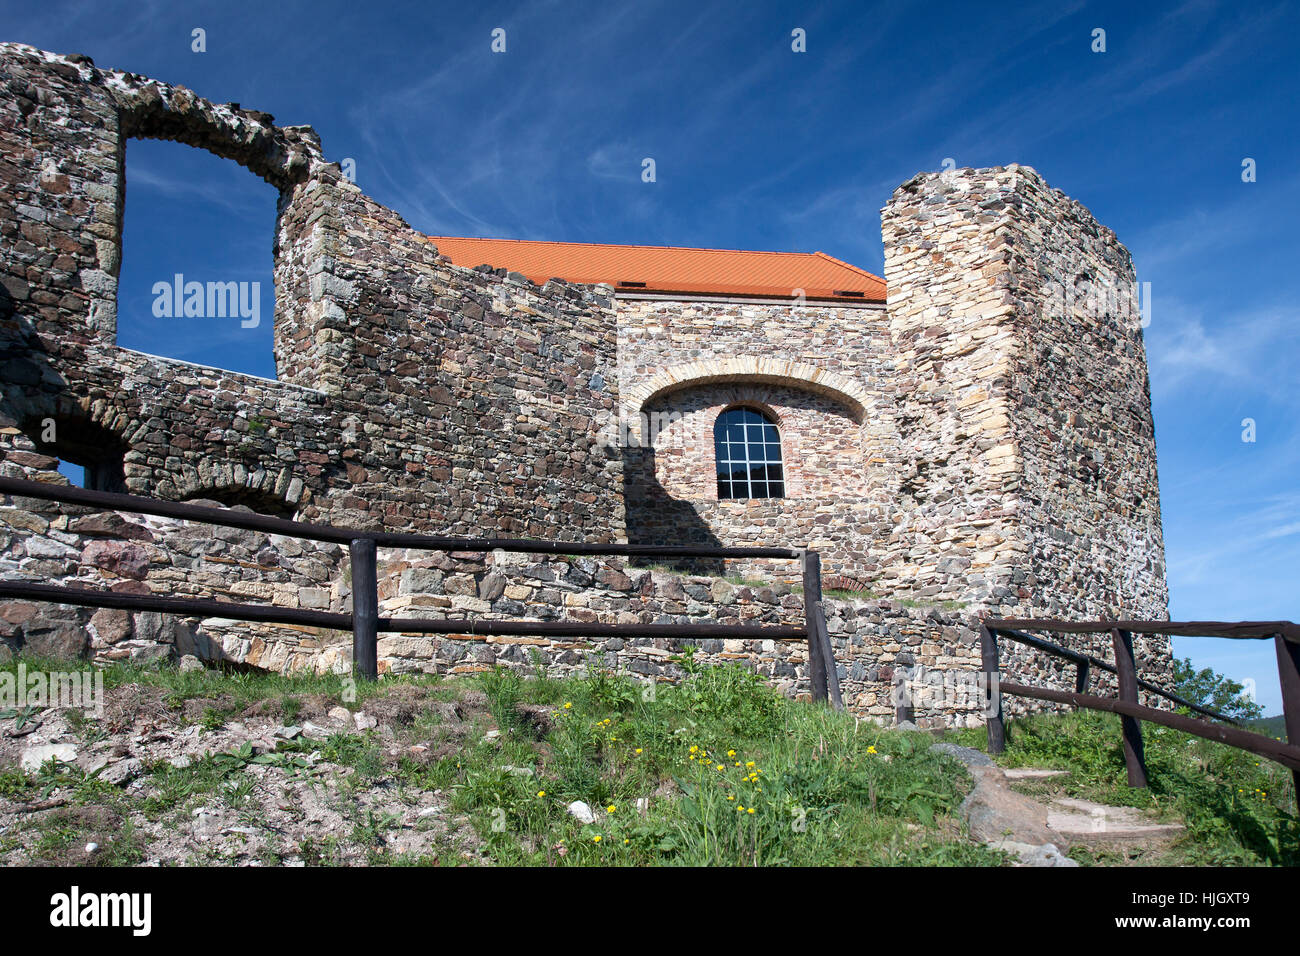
427,236,886,302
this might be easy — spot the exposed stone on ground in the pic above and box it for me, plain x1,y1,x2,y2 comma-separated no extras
930,742,995,767
566,800,595,824
21,742,78,772
0,680,484,866
959,758,1183,862
990,840,1079,867
98,756,143,786
960,765,1057,845
1046,797,1186,843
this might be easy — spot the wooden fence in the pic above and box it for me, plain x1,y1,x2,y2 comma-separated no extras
0,475,843,706
981,618,1300,810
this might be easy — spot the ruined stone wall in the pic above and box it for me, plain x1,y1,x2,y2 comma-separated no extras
999,170,1167,620
0,454,1173,722
0,43,624,542
880,173,1026,609
0,444,350,671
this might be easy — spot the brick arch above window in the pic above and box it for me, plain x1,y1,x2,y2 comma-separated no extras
627,357,867,422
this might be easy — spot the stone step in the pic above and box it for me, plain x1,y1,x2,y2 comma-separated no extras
1046,797,1185,842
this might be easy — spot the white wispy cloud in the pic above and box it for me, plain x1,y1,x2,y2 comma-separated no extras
1146,300,1300,405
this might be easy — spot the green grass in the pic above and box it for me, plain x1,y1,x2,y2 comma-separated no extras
428,656,1003,866
944,709,1299,866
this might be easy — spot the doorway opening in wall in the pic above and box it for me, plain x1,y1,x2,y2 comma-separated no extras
117,138,278,380
29,418,127,493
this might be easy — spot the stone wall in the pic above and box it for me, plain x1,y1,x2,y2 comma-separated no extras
0,445,350,671
0,451,1172,723
879,166,1170,673
617,298,903,587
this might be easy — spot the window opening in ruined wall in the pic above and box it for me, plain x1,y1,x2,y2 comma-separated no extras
714,406,785,499
116,138,278,379
36,418,128,492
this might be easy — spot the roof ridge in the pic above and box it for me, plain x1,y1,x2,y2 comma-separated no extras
427,235,842,259
813,251,886,284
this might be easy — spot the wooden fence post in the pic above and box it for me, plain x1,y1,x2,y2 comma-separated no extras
805,550,843,710
1075,660,1091,694
979,623,1005,753
801,550,828,704
1111,627,1148,788
1274,633,1300,810
813,606,845,711
350,537,379,681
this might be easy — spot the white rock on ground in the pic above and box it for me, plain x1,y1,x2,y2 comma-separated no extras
567,800,595,824
20,743,78,772
99,757,144,786
990,840,1079,867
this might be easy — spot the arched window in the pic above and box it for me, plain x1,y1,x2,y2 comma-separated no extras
714,407,784,499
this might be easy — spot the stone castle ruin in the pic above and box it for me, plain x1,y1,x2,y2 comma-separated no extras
0,45,1171,726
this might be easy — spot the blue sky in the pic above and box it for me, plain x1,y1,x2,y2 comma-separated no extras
5,0,1297,711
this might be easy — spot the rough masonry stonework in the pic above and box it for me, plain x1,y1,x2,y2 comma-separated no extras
0,45,1173,725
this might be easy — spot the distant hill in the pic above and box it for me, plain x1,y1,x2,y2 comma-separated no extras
1246,716,1288,740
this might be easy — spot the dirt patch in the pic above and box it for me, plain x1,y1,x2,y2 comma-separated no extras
515,703,554,738
365,685,429,726
181,695,238,723
241,698,283,719
23,804,128,866
104,684,173,733
294,694,336,722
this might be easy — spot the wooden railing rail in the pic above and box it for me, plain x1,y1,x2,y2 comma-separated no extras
0,475,843,706
980,617,1300,810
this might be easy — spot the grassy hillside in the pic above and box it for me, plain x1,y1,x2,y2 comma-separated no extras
1,655,1295,866
0,655,1002,866
1246,715,1288,739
